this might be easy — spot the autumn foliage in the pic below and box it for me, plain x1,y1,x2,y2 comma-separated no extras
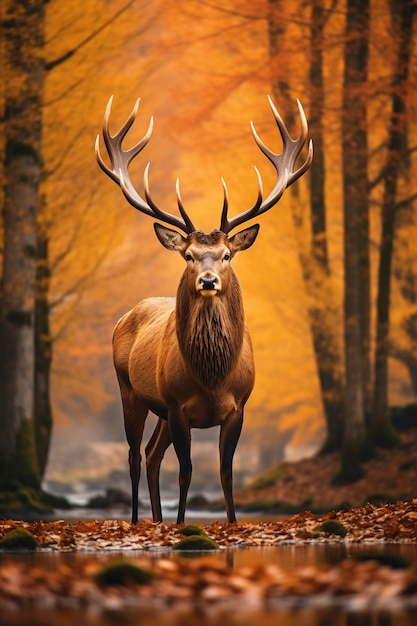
1,0,417,496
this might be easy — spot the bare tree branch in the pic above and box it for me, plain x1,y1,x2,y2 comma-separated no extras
45,0,137,71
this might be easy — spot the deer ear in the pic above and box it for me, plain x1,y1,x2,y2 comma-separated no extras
228,224,260,253
154,223,187,252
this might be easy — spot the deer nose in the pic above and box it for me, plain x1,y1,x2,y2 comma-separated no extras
201,276,217,290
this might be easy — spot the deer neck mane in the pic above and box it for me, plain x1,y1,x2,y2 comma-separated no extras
176,271,245,389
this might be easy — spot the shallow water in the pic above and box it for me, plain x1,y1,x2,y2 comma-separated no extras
3,606,417,626
2,542,417,626
3,541,417,570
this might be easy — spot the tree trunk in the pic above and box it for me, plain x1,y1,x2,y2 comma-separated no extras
371,0,414,447
0,0,45,490
337,0,370,483
35,222,53,477
267,0,345,452
308,0,345,452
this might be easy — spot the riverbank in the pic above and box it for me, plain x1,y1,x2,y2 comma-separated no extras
1,498,417,549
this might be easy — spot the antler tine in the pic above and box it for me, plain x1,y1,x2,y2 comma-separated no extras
264,97,313,188
96,96,196,235
96,97,149,184
220,168,263,233
221,97,313,235
220,178,230,233
175,179,196,233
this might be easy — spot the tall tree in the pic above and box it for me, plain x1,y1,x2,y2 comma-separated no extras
0,0,46,489
371,0,415,444
307,0,345,452
32,0,139,479
268,0,344,452
338,0,370,482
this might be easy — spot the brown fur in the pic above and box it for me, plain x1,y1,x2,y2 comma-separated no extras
176,270,245,389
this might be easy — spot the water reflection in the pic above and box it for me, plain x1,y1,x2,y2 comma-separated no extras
2,605,417,626
3,541,417,572
2,543,417,625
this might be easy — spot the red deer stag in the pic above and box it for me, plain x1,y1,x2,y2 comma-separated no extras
95,96,312,524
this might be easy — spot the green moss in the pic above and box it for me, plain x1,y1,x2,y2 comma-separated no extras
246,466,285,491
238,498,310,515
0,485,56,514
94,561,154,587
40,490,70,509
173,535,219,551
187,494,209,507
16,419,41,489
176,524,207,537
314,520,348,538
0,528,37,551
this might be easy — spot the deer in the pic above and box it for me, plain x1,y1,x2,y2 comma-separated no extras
95,95,313,525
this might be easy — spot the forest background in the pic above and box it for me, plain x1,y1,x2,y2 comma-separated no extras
1,0,416,510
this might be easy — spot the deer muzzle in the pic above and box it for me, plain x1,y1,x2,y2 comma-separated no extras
197,273,221,297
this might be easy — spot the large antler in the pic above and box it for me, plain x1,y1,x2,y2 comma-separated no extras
95,96,196,234
219,97,313,234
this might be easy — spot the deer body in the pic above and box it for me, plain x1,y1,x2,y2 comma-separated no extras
96,95,312,524
113,228,256,523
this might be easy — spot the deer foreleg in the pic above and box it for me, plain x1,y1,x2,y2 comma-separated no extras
169,413,192,524
118,377,148,525
145,418,172,522
219,411,243,523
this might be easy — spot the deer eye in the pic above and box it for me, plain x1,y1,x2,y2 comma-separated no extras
185,253,193,262
223,253,231,262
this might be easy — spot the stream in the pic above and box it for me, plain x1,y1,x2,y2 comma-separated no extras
1,531,417,626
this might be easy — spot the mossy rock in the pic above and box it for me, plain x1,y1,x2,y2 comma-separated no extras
176,524,208,537
40,490,71,509
17,487,50,512
94,560,154,586
314,519,348,538
0,528,37,551
363,493,398,507
173,534,219,551
0,485,66,514
246,466,285,491
187,494,209,508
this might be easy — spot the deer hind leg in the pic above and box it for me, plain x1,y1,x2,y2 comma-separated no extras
219,410,244,523
145,418,172,522
118,376,148,524
168,412,192,524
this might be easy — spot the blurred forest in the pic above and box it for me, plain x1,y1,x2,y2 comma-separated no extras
1,0,417,506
